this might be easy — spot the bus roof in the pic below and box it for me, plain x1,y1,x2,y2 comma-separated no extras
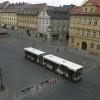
43,54,83,72
24,47,46,55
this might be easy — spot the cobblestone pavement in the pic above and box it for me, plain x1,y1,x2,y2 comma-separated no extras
0,28,100,100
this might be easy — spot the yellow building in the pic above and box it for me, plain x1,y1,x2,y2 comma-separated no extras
1,12,17,29
69,0,100,55
17,9,38,37
1,3,26,29
0,1,10,27
17,3,47,37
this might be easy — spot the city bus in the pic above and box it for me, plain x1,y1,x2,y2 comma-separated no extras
43,54,83,82
24,47,83,82
24,47,46,64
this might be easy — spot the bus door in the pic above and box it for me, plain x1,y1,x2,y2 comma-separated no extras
60,65,68,78
39,54,44,65
51,62,60,73
56,65,63,75
33,54,38,62
43,59,53,70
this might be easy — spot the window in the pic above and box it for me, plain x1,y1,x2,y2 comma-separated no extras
91,43,94,48
94,19,97,25
78,18,81,24
97,45,100,50
92,31,96,38
89,19,92,25
46,20,48,24
82,18,86,25
81,30,85,36
71,29,74,34
87,30,90,37
85,8,87,12
43,11,45,15
72,37,74,43
90,7,93,12
77,29,80,34
42,26,44,31
43,19,44,23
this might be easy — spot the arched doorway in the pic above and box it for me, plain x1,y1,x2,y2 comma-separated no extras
82,42,87,50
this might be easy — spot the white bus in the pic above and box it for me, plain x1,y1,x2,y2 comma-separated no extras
43,54,83,82
24,47,46,64
24,47,83,82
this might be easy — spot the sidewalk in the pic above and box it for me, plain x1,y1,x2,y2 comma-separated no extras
0,89,8,100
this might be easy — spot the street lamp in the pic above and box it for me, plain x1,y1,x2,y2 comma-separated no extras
0,67,5,90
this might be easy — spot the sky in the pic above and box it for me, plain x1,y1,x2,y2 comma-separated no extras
0,0,88,6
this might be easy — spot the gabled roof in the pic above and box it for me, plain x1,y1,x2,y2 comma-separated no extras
91,0,100,7
0,1,9,9
71,0,100,14
3,3,27,13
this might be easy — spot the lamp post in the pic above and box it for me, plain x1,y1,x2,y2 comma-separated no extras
0,67,5,90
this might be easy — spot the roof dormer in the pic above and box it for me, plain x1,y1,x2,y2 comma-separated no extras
83,0,97,13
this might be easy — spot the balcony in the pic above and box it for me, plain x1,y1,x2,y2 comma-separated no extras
69,34,100,42
70,24,100,31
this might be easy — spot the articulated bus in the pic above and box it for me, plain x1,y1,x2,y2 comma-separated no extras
24,47,83,82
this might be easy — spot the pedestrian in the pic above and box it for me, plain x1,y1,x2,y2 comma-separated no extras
56,48,59,52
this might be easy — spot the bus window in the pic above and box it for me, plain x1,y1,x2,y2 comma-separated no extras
44,59,60,71
60,65,68,72
25,50,38,61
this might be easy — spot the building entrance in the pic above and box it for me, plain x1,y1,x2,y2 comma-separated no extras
82,42,87,50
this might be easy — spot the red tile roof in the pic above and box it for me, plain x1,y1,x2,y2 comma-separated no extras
71,0,100,14
91,0,100,6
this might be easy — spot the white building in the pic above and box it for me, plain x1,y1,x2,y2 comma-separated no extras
38,6,69,40
38,10,50,39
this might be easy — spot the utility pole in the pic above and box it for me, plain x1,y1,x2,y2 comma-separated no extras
0,67,5,90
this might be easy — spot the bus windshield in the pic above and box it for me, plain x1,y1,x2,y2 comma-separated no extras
75,68,83,77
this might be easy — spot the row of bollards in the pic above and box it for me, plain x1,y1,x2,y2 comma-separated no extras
17,76,61,99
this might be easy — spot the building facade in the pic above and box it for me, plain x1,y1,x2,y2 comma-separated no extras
17,3,47,37
69,0,100,55
38,6,70,40
1,3,26,29
17,10,38,37
38,9,50,39
0,1,10,27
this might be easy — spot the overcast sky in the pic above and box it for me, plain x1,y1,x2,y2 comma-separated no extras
0,0,88,6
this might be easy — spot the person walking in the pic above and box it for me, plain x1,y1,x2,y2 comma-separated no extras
56,48,59,52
